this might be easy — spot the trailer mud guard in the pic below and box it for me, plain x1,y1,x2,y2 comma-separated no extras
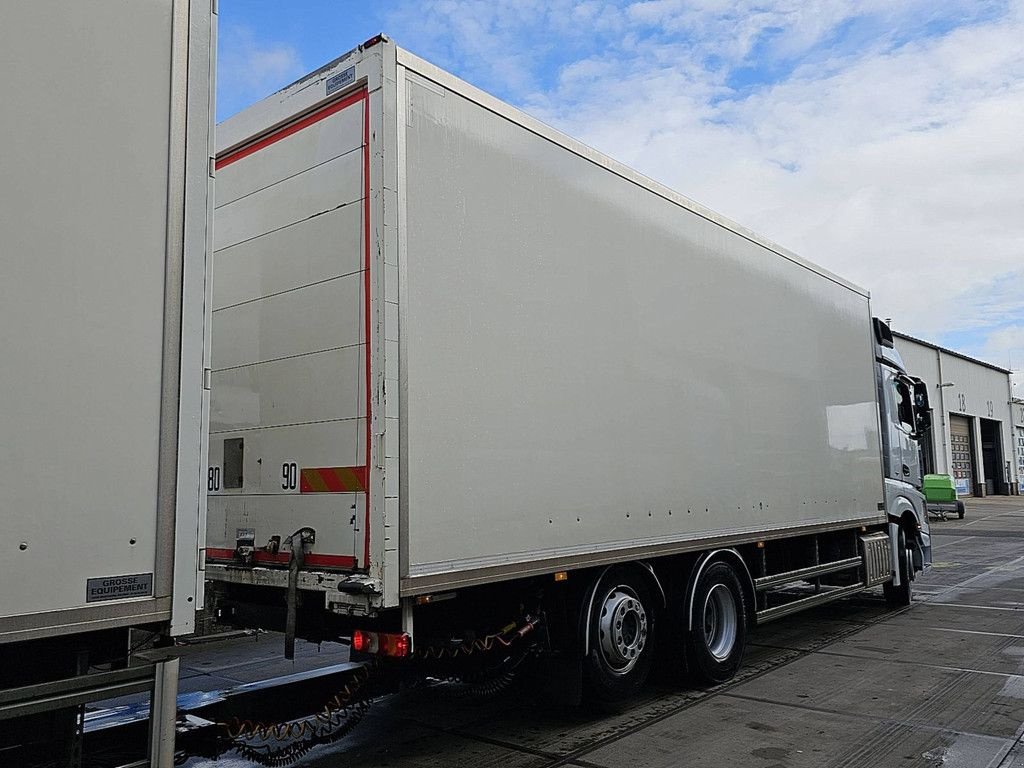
888,521,903,587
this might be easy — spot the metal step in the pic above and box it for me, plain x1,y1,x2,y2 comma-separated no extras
755,583,866,624
753,556,862,591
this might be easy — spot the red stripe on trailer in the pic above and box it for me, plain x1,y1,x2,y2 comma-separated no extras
299,466,368,493
205,547,357,569
215,87,368,169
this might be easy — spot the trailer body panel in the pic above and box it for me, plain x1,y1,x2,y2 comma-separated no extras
398,58,884,592
0,0,214,640
209,41,885,609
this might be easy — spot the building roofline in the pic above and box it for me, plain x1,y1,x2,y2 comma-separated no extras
893,331,1012,375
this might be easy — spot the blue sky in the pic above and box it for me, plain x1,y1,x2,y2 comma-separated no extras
218,1,1024,376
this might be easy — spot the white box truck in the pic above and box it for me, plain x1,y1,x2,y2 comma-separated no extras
207,35,932,703
0,0,215,759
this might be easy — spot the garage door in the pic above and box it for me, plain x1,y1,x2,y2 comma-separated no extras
950,415,975,497
1017,426,1024,494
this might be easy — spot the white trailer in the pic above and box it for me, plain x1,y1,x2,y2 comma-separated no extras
207,36,931,702
0,0,215,759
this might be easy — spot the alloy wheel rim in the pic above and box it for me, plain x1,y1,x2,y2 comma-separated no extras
597,585,648,675
703,583,737,662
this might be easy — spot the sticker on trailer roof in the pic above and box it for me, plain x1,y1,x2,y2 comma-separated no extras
326,66,356,96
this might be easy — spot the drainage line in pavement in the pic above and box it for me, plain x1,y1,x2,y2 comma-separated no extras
747,641,1024,679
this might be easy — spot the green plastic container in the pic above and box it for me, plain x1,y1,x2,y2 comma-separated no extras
923,474,957,503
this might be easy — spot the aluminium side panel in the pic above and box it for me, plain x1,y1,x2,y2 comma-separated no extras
0,0,213,641
172,0,217,633
381,46,403,608
397,53,885,594
208,48,389,593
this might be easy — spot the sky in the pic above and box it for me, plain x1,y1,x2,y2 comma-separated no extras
217,0,1024,383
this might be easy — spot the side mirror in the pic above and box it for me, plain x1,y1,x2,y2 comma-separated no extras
873,317,894,349
911,377,930,411
915,409,932,435
910,377,932,435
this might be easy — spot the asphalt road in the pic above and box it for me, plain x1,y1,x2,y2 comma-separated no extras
179,497,1024,768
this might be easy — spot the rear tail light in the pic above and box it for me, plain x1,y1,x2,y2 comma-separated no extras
351,629,369,653
352,630,410,657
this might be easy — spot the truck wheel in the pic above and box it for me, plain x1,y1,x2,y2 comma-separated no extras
883,530,913,607
685,561,748,685
957,501,966,520
582,568,656,704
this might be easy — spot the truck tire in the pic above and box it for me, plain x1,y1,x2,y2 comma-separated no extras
883,529,913,607
957,501,966,520
582,568,656,704
685,560,748,685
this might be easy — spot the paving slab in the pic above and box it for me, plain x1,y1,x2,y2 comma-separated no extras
260,710,554,768
583,694,1014,768
732,631,1024,739
777,606,1024,676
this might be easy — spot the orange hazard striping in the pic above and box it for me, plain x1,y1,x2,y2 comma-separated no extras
300,466,368,493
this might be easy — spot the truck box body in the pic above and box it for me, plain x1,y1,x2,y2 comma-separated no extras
208,40,885,611
0,1,215,642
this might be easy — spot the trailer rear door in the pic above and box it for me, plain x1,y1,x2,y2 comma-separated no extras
208,88,374,571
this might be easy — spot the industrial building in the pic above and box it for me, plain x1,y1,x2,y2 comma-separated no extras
895,332,1017,497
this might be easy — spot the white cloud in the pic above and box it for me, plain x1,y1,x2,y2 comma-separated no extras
981,325,1024,371
384,0,569,95
218,27,304,120
388,0,1024,355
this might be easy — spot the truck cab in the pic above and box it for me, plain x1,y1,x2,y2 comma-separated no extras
873,318,932,597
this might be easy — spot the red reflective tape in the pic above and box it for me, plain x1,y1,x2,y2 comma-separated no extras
298,553,358,568
216,88,368,170
205,547,356,569
299,466,367,493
